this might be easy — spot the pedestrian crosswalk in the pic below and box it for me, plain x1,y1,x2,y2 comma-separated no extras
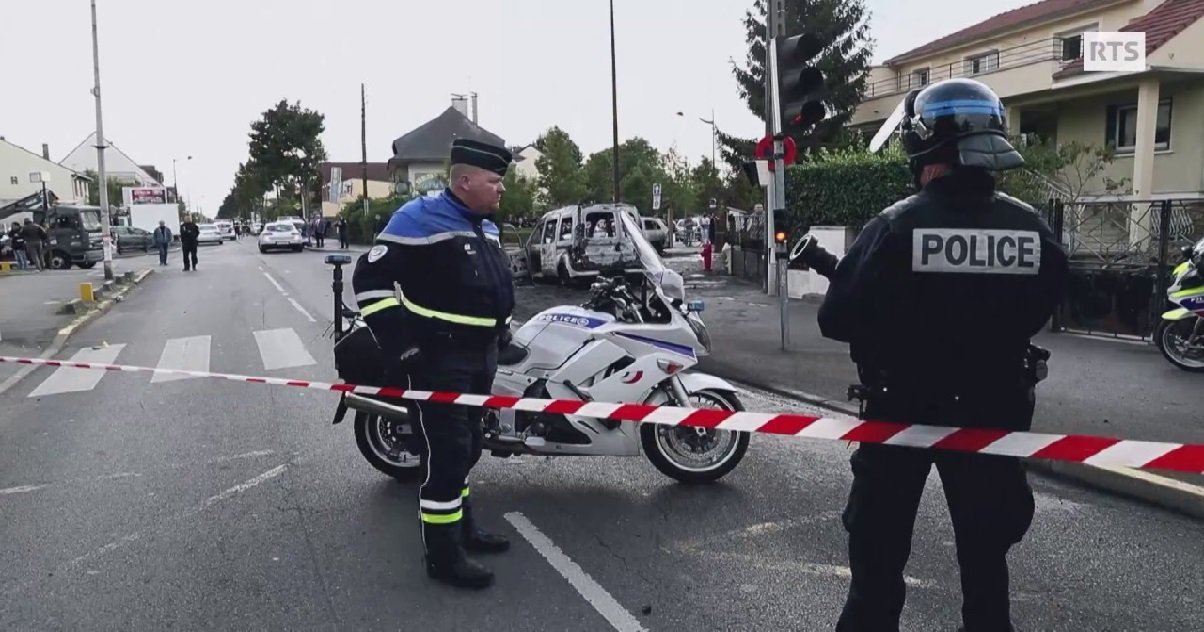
24,328,320,398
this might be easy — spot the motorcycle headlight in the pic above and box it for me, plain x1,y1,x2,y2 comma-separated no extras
687,313,711,354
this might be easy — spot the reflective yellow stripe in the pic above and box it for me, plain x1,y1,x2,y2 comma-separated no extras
421,510,463,524
1173,261,1190,276
1170,287,1204,300
461,486,470,498
400,295,496,328
361,297,400,317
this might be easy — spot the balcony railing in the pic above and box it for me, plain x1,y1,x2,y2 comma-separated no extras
864,37,1076,99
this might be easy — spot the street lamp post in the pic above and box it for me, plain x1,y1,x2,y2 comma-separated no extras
173,155,192,209
676,109,718,166
90,0,114,282
609,0,621,204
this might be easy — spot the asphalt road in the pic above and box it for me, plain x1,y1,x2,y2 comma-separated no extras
1,241,1201,631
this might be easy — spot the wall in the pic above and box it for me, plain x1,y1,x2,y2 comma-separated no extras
0,142,87,204
1053,80,1204,196
406,162,446,191
319,179,396,217
1148,14,1204,71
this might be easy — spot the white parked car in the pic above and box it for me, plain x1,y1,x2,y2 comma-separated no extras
214,220,235,241
258,222,305,253
196,224,224,245
640,216,670,254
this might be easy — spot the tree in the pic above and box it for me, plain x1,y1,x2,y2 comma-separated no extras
534,126,587,206
723,0,874,165
689,157,725,213
83,170,131,207
660,147,696,219
245,99,328,214
499,167,537,223
583,138,667,208
996,137,1129,205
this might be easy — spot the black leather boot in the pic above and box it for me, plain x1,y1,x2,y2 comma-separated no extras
423,522,494,589
462,497,510,554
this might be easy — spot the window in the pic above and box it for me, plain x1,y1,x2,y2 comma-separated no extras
964,52,999,75
911,68,929,88
1106,98,1172,152
558,216,574,241
541,218,556,243
1061,34,1083,61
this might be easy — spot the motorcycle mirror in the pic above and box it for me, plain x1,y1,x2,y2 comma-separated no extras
869,99,907,153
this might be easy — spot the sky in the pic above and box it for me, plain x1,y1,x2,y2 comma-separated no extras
0,0,1036,215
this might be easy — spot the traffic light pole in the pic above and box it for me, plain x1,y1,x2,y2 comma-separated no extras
767,1,789,350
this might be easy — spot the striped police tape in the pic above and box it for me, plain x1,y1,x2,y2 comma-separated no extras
2,354,1201,474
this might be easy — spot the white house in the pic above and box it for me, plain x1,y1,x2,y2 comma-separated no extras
59,132,162,187
0,137,91,206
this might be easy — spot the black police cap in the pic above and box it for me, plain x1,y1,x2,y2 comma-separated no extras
450,139,512,177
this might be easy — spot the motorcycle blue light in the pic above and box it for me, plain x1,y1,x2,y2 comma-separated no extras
687,299,705,313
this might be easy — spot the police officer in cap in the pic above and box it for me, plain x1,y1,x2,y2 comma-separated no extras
793,78,1068,631
352,138,516,589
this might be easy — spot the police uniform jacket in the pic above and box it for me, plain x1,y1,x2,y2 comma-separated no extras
817,169,1068,392
352,190,515,357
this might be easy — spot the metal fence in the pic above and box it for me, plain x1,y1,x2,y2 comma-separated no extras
1045,198,1204,339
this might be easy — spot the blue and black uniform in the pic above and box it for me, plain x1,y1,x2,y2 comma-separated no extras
802,79,1069,631
352,185,514,588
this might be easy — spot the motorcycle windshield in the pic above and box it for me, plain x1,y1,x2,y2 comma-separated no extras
616,211,685,301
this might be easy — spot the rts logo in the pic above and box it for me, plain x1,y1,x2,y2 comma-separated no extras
1083,32,1146,72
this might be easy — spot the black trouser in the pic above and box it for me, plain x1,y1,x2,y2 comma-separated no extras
339,233,348,249
409,344,498,562
837,384,1036,632
181,242,198,269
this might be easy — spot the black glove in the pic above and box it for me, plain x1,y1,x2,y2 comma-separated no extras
497,327,513,351
789,234,839,278
383,345,424,387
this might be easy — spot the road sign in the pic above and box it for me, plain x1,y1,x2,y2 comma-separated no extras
652,182,662,210
755,135,797,172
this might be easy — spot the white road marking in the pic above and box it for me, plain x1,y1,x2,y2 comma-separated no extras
28,344,126,398
504,512,647,632
0,485,47,495
253,328,316,370
262,271,288,295
67,464,287,569
0,451,274,498
151,335,211,383
288,297,316,322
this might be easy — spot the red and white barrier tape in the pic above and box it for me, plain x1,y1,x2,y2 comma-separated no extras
2,354,1202,474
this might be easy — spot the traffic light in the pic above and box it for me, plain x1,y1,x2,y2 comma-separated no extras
773,209,790,246
776,33,828,130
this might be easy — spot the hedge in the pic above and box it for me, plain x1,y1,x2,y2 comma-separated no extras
784,147,912,234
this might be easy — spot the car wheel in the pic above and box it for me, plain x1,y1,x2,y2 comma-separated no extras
48,251,72,270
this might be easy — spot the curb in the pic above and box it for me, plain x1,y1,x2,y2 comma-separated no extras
0,268,155,397
716,371,1204,522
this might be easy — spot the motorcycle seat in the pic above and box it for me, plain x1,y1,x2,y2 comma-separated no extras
498,342,529,366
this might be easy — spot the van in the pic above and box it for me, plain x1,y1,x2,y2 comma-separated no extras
515,204,642,285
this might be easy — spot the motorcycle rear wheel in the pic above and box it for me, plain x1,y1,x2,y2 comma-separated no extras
641,389,750,484
353,411,427,482
1155,318,1204,372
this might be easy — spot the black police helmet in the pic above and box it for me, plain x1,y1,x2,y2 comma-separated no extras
900,78,1023,172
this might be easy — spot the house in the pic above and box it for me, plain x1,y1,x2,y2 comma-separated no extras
319,161,393,217
0,137,91,206
511,145,544,181
388,95,506,195
59,132,162,188
852,0,1204,203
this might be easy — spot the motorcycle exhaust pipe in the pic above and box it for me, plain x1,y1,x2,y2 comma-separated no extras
344,392,411,419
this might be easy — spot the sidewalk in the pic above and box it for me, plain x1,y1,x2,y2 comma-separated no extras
0,263,153,385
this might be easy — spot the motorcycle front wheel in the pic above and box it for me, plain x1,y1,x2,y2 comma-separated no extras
1155,318,1204,372
641,389,750,484
353,411,427,482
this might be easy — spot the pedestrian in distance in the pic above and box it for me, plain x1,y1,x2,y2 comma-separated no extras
794,78,1069,632
180,215,200,271
20,219,47,272
337,217,349,249
352,138,515,590
8,222,28,270
152,220,173,266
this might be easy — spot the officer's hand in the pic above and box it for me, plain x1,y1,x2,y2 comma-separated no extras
497,327,514,351
383,346,424,386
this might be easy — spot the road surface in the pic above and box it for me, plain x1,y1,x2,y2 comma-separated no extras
1,242,1201,631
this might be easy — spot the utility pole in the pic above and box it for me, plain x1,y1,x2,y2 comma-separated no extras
91,0,114,282
361,83,369,218
609,0,621,204
767,0,789,349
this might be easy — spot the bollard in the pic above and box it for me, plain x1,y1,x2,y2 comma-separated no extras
80,283,95,303
701,241,713,272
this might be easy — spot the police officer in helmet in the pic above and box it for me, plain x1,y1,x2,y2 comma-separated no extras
794,78,1068,630
352,138,516,589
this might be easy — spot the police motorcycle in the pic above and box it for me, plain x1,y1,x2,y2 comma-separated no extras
324,210,750,485
1154,237,1204,372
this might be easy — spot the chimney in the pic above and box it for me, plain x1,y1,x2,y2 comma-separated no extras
470,92,478,124
451,94,469,118
42,144,50,160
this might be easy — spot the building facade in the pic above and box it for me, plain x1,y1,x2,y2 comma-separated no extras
0,138,91,206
